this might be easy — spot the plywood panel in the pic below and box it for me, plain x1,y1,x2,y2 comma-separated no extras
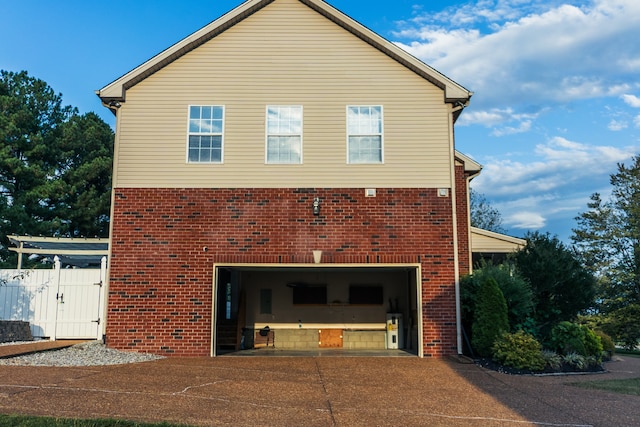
319,329,343,348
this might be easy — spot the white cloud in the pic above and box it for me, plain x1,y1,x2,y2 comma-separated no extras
392,0,640,238
471,137,638,233
457,109,508,127
407,0,560,29
491,120,532,136
619,58,640,72
474,137,634,195
622,94,640,108
608,119,628,131
394,0,640,111
457,107,540,127
506,211,546,229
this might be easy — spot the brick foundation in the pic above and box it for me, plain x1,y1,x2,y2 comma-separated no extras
107,187,465,357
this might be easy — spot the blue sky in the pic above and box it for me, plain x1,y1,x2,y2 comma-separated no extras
2,0,639,242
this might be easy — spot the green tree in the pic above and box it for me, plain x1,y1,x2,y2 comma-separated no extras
461,262,533,332
472,277,509,357
513,231,597,339
55,113,113,237
572,156,640,312
601,304,640,350
0,70,113,266
470,188,505,233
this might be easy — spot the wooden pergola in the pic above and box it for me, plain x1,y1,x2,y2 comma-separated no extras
8,235,109,269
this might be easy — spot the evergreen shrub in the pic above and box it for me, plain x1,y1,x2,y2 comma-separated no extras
492,331,546,371
472,277,509,357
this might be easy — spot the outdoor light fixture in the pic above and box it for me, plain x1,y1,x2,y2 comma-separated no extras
312,197,321,215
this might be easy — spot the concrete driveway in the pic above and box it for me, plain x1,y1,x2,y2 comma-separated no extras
0,354,638,426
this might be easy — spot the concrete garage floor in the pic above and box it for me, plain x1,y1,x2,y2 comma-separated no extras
220,348,417,357
0,349,639,426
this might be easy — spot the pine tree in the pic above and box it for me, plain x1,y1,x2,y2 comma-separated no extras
0,70,113,266
572,155,640,311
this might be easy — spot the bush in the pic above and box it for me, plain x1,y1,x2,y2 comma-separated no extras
583,327,604,360
472,277,509,357
551,322,586,355
596,330,615,355
541,350,563,370
460,262,533,331
550,322,602,358
492,331,546,371
561,353,601,371
563,352,587,370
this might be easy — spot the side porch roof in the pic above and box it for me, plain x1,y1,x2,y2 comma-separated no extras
471,227,526,255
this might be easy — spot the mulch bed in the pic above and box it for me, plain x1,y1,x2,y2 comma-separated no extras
475,358,606,375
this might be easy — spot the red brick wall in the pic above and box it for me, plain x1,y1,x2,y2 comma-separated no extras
455,164,471,275
107,187,464,357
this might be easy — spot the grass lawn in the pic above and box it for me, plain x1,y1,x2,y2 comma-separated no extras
572,377,640,396
0,415,189,427
616,348,640,357
571,351,640,396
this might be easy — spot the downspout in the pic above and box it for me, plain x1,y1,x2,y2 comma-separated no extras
449,101,466,356
465,169,482,275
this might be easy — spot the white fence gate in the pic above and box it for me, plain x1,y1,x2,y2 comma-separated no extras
0,257,106,340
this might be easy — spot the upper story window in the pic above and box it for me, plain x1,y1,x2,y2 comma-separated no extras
187,105,224,163
347,105,383,164
266,105,302,164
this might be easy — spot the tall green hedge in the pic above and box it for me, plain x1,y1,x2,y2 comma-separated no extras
472,277,509,357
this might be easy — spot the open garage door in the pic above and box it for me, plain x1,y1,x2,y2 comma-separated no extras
212,264,422,357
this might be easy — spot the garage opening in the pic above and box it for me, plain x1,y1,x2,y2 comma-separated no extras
212,264,422,357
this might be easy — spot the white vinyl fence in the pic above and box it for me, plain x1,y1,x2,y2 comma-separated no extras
0,257,106,340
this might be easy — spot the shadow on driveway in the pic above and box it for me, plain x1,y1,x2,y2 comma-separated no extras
457,355,640,427
0,355,638,426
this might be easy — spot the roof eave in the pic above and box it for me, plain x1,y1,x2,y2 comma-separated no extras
470,227,526,246
97,0,275,102
455,151,483,175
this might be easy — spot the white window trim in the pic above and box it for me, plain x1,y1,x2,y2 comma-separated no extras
186,104,225,164
265,105,303,165
346,105,384,164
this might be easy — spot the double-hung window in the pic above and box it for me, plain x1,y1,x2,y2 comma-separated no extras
266,105,302,164
347,105,383,164
187,105,224,163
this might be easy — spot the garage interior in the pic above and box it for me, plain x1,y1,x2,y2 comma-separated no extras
213,264,422,357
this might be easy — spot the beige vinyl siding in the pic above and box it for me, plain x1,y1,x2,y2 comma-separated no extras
471,228,526,254
114,0,452,188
